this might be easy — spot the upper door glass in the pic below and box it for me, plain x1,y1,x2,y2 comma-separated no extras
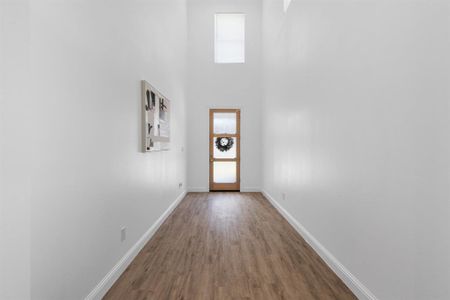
213,112,236,134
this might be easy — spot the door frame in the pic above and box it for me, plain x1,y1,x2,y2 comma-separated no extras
209,108,240,191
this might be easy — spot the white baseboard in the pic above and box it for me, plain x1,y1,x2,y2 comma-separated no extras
85,191,187,300
261,190,378,300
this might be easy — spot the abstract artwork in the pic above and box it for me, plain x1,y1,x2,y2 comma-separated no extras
142,80,171,152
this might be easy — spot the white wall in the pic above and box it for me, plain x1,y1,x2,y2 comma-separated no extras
0,1,31,299
261,0,450,299
1,0,188,299
186,0,262,192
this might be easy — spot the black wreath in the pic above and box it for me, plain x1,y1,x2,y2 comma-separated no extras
215,137,234,152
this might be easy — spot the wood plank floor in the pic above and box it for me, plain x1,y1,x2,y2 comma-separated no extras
104,192,357,300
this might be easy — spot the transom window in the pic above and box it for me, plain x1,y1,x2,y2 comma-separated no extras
214,13,245,64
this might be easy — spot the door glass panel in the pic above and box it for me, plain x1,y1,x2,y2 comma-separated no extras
213,112,236,134
213,161,236,183
213,137,237,158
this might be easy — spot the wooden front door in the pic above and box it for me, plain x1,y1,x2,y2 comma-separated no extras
209,109,240,191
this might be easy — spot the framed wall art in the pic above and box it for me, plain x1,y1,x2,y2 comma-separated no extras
142,80,171,152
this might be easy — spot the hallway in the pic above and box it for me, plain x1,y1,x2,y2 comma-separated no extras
105,193,356,299
2,0,449,299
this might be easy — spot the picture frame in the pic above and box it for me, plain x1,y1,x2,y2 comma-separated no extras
142,80,171,152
